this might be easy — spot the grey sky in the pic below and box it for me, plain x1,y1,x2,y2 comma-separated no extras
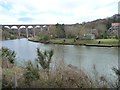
0,0,119,24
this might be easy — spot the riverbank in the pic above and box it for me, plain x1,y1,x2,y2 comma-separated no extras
0,49,92,88
2,63,95,88
1,37,26,41
28,38,120,47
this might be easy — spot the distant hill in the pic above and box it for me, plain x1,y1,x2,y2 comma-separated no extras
110,14,120,19
82,14,120,29
69,14,120,39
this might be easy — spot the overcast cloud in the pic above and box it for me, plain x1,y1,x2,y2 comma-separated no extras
0,0,119,24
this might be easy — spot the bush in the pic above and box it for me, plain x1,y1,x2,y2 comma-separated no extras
115,35,118,39
38,34,50,42
23,61,39,87
42,35,49,41
1,47,16,68
112,67,120,88
36,48,54,71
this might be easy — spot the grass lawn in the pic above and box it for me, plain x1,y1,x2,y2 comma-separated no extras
50,38,119,45
96,39,119,44
50,38,74,44
29,36,119,45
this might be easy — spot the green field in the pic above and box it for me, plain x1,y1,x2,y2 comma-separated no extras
50,39,119,45
28,37,119,45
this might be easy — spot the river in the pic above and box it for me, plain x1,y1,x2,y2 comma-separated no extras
0,38,118,82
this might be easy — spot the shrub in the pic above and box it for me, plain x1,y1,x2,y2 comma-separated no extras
1,47,16,68
112,67,120,88
42,35,49,41
23,61,39,87
38,34,50,42
115,35,118,39
36,48,54,72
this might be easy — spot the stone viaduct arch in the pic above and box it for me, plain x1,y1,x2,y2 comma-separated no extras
0,24,74,38
1,24,53,38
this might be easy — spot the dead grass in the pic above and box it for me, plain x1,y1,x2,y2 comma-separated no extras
2,59,116,88
2,59,94,88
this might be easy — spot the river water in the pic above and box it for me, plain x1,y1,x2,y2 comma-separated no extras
0,38,118,82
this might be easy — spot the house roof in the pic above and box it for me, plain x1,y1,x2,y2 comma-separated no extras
112,23,120,27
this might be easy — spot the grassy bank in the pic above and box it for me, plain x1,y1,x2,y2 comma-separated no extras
29,37,119,46
50,39,119,45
